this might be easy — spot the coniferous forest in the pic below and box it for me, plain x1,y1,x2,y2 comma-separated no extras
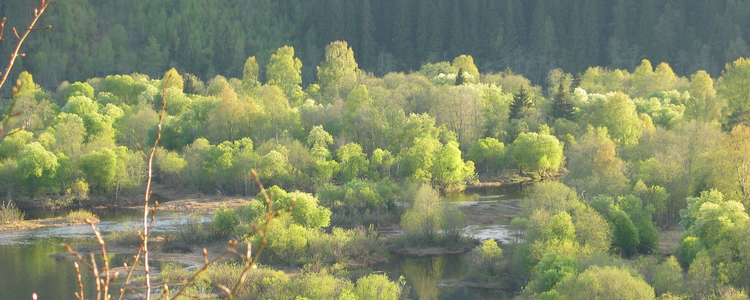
3,0,750,299
2,0,750,90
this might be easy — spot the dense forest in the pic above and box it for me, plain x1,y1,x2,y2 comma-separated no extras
3,1,750,299
3,35,750,296
2,0,750,90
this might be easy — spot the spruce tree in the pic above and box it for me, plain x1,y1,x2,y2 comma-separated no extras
455,68,466,85
509,86,532,119
551,82,574,120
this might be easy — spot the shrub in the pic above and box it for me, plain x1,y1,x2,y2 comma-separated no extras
470,239,506,279
400,184,467,246
108,223,142,246
66,209,99,224
354,273,404,300
0,201,24,223
160,262,287,299
306,226,380,265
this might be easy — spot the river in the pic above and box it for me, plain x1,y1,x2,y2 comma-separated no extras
0,183,529,300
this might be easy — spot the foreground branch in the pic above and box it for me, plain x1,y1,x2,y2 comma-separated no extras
0,0,52,140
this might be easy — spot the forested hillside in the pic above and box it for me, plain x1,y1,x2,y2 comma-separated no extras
2,0,750,90
4,1,750,298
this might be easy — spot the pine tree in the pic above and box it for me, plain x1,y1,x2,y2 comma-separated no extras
551,82,574,120
509,86,532,119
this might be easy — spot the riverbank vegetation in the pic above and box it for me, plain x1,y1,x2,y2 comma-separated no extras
4,3,750,295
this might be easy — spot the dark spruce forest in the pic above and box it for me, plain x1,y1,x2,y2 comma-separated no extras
2,0,750,299
2,0,750,89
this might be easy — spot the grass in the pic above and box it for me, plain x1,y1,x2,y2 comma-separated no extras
66,209,99,224
0,201,24,223
108,223,142,246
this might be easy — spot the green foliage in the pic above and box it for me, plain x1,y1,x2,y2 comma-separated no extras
611,209,639,258
470,239,505,278
261,186,331,229
554,265,655,300
62,95,99,117
400,184,466,245
78,148,118,194
650,256,684,298
467,137,506,172
0,130,34,160
525,250,578,295
336,143,368,182
66,209,99,224
317,41,358,97
686,70,723,123
242,56,260,90
64,82,94,101
511,132,564,176
162,68,184,91
720,58,750,127
212,204,237,235
267,46,305,106
353,274,403,300
316,179,398,225
551,82,574,120
577,91,643,145
18,142,59,181
452,55,479,83
15,71,39,95
431,141,476,192
0,201,24,223
520,181,583,218
509,86,532,119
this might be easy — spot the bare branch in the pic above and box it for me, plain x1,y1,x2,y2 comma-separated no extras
0,0,52,140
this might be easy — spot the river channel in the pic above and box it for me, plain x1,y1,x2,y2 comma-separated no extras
0,183,529,299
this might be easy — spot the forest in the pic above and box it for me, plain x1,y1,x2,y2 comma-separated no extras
2,0,750,90
2,0,750,299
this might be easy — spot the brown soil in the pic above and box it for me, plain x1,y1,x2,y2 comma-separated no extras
143,184,254,213
0,217,70,231
658,225,685,255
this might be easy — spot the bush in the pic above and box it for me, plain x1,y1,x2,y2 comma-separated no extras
306,226,380,265
400,184,467,246
66,209,99,224
470,239,506,279
173,213,219,245
0,201,24,223
108,223,142,246
554,265,655,299
316,179,399,226
159,262,287,299
354,273,404,300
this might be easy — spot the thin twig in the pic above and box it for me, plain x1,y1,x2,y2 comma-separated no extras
74,262,84,300
142,73,170,300
169,170,294,300
0,0,51,140
89,220,113,300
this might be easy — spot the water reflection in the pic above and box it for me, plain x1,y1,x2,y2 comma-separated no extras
0,239,97,299
0,182,529,299
377,254,509,300
0,210,194,299
395,255,459,300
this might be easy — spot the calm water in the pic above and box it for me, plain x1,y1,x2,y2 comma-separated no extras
0,209,185,300
0,182,529,300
